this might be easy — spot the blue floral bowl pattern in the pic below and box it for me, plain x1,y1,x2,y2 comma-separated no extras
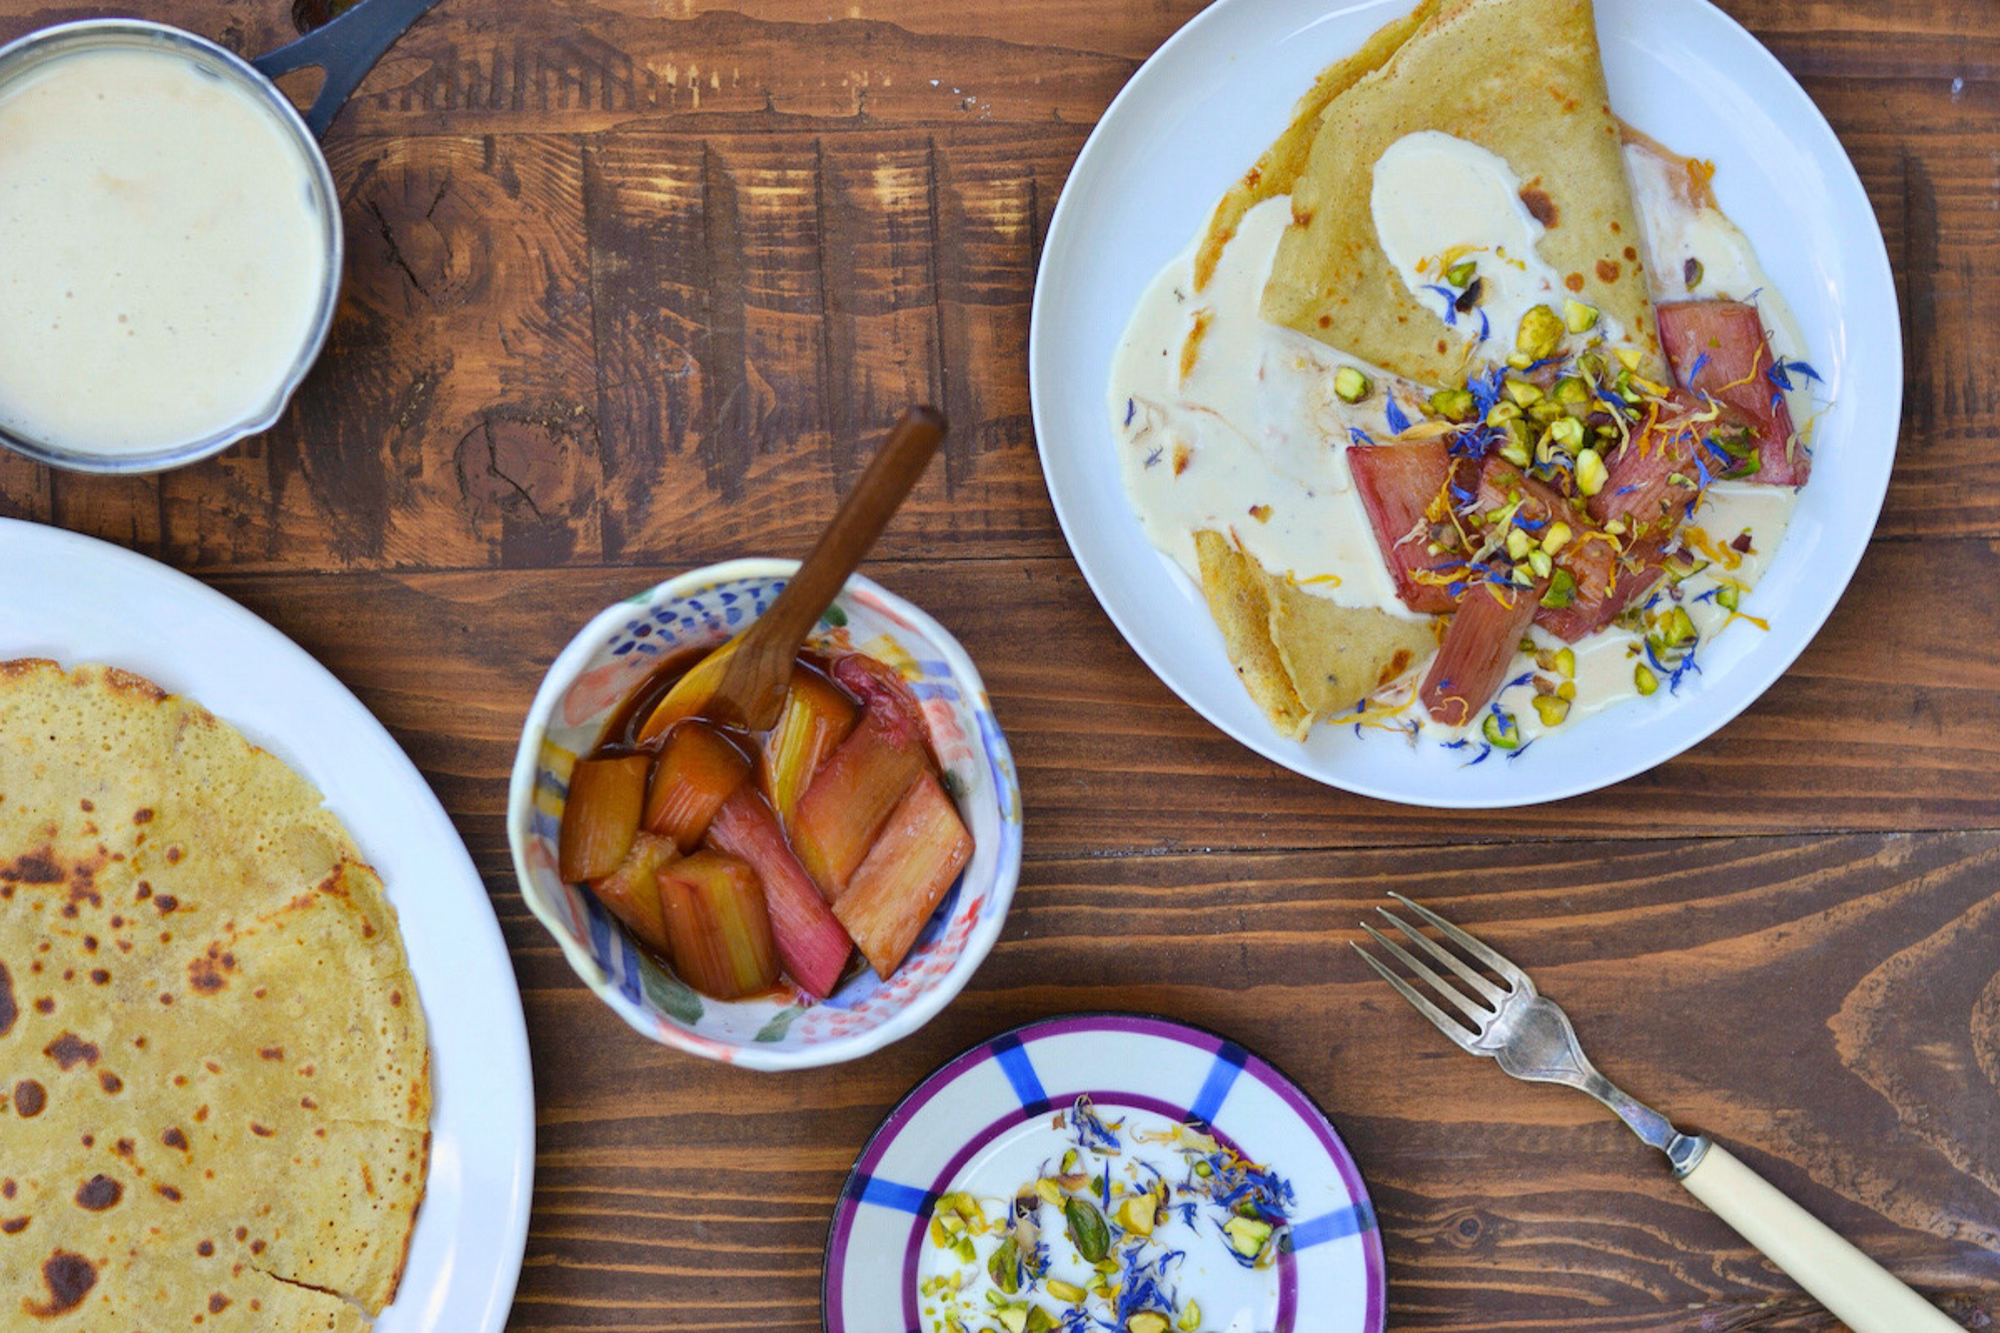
508,559,1023,1070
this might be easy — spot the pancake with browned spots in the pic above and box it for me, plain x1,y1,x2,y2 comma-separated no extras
0,661,429,1329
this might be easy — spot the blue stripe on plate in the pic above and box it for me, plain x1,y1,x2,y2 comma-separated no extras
990,1034,1050,1113
1189,1041,1249,1124
845,1173,936,1216
1288,1200,1376,1251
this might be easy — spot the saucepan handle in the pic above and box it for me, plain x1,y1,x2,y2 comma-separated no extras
1679,1142,1961,1332
251,0,441,138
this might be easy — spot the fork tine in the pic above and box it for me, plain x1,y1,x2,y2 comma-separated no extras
1350,942,1481,1049
1376,907,1507,1005
1386,891,1529,988
1358,921,1492,1024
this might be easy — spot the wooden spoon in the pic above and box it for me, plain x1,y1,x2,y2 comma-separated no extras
636,405,948,740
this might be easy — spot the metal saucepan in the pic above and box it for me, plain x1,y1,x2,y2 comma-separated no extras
0,0,440,474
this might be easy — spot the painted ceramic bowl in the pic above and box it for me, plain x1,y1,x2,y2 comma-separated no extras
508,559,1022,1070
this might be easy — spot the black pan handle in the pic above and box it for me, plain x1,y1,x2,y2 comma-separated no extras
252,0,441,138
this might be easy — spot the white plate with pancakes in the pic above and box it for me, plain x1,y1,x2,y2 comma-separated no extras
1030,0,1900,807
0,516,533,1332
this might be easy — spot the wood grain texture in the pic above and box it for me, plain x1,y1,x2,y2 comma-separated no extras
0,0,1995,1328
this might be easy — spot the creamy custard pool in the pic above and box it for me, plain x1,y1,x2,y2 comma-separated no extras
1110,132,1819,746
0,43,329,458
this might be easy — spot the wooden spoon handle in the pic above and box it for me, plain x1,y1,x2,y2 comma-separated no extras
752,405,948,651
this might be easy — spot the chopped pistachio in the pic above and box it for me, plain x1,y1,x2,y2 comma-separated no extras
1634,663,1659,696
1547,416,1585,451
1499,436,1532,468
1661,606,1697,646
988,1237,1022,1294
1615,348,1643,371
1506,350,1536,370
1128,1315,1170,1333
1222,1215,1274,1258
952,1236,978,1263
1482,711,1521,750
1429,387,1477,423
1485,401,1523,426
1554,646,1576,677
1046,1279,1087,1303
1528,548,1554,579
1506,528,1534,560
1445,258,1478,287
1505,378,1544,407
1035,1178,1063,1206
1557,680,1577,702
1531,693,1571,727
1115,1195,1157,1238
931,1215,952,1247
1065,1197,1111,1264
996,1305,1029,1333
1026,1308,1058,1333
1060,1150,1081,1175
1334,365,1372,404
1717,584,1741,612
1520,636,1539,654
1574,447,1608,497
1563,298,1600,334
1528,398,1565,425
1178,1304,1202,1332
1553,375,1591,406
1540,568,1578,609
1516,304,1565,360
1541,521,1573,554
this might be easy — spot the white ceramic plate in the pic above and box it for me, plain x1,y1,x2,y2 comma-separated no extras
0,517,535,1332
1030,0,1900,807
824,1014,1384,1332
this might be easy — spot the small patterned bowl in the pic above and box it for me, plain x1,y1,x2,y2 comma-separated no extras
507,559,1023,1071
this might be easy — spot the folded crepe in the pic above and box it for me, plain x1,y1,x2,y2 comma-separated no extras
1193,531,1434,736
1254,0,1667,386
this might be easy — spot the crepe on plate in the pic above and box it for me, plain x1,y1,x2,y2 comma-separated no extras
0,661,430,1331
1180,0,1670,733
1247,0,1666,386
1194,532,1435,739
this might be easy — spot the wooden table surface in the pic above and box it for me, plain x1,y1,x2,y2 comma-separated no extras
4,0,1997,1327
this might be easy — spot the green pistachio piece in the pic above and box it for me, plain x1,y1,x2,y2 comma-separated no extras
1540,568,1578,609
1717,585,1741,612
1481,711,1521,751
988,1236,1021,1294
1026,1308,1058,1333
1564,298,1600,334
1634,663,1659,696
1553,375,1591,406
1516,304,1565,360
1532,693,1571,727
1334,365,1372,404
1429,387,1477,423
1065,1197,1111,1264
1445,258,1478,287
1505,379,1544,407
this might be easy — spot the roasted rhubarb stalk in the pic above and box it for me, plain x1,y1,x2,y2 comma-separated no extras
1347,441,1473,614
706,788,853,998
835,771,973,978
760,668,858,827
657,851,779,1000
645,720,751,852
589,832,679,958
558,754,652,882
1657,300,1805,485
1421,582,1540,728
791,705,926,899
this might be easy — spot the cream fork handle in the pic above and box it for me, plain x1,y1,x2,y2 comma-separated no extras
1679,1142,1961,1331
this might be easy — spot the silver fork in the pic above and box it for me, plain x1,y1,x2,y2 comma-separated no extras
1354,892,1961,1333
